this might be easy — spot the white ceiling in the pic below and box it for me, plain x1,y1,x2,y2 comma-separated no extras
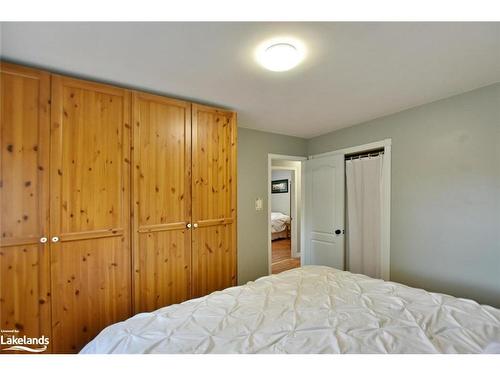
1,22,499,138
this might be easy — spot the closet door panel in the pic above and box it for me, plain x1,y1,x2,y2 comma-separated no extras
137,231,190,312
191,105,237,298
50,236,129,353
50,76,131,353
192,224,235,297
132,92,191,312
55,81,126,235
0,63,51,352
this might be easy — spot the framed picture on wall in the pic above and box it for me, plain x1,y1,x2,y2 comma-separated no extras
272,179,288,194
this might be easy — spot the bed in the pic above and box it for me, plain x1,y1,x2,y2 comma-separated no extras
271,211,291,240
81,266,500,354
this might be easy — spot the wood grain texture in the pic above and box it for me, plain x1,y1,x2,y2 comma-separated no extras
191,104,237,298
271,239,292,263
136,230,190,312
50,75,132,353
192,224,235,296
1,62,239,353
271,258,301,274
50,237,131,353
271,239,300,274
0,62,52,352
132,92,191,312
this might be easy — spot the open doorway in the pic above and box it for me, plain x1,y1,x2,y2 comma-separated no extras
268,154,306,275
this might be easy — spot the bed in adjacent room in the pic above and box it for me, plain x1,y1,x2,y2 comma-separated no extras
271,211,291,240
81,266,500,354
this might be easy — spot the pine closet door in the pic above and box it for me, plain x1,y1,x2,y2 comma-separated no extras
0,63,51,351
49,76,132,353
191,104,237,298
132,92,192,313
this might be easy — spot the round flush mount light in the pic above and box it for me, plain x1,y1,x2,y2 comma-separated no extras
255,37,306,72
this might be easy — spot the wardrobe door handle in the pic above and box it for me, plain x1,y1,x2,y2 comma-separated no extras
193,223,198,228
186,223,192,229
51,236,60,243
335,229,342,235
40,236,48,244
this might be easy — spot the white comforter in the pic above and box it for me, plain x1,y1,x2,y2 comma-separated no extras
81,266,500,354
271,211,290,233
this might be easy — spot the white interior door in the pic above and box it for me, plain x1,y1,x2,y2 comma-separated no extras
303,154,345,269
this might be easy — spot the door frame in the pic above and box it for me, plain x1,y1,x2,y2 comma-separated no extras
271,165,299,258
267,154,307,275
308,139,392,280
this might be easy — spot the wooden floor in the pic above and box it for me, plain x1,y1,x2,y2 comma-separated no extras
271,238,300,274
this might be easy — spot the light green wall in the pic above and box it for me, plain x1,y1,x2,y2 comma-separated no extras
237,84,499,306
237,128,307,284
307,83,500,307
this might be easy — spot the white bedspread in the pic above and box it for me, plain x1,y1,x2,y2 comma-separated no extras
271,211,290,233
81,266,500,354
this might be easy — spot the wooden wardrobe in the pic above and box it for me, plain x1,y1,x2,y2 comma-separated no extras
132,93,237,312
0,62,237,353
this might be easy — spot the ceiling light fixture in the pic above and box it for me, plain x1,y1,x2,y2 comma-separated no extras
255,37,306,72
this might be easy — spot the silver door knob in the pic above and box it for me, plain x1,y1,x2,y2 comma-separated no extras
51,236,60,243
193,223,198,228
186,223,192,229
40,237,48,244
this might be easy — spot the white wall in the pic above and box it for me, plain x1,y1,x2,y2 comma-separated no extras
271,170,291,215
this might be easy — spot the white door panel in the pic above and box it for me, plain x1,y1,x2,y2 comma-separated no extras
311,165,336,233
303,154,345,269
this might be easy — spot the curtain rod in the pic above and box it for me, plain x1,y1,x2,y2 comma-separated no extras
345,150,384,161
